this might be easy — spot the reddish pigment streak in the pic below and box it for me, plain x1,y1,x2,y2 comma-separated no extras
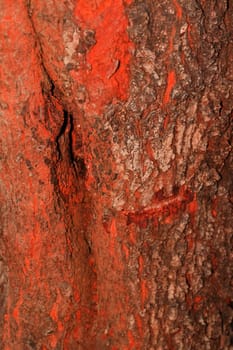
125,186,195,227
74,0,134,114
74,0,134,194
50,289,64,333
12,290,23,340
188,194,198,214
163,114,170,129
211,197,218,218
162,1,182,107
186,235,195,251
138,255,144,274
193,295,204,311
194,295,203,304
135,314,143,337
163,70,176,105
109,217,118,256
129,225,136,244
188,193,198,226
140,279,148,306
145,141,155,161
127,330,137,349
173,0,183,20
122,243,129,260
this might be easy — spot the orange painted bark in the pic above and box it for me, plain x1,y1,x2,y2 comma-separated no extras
0,0,232,349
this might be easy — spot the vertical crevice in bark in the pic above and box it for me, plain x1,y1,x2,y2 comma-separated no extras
0,1,96,348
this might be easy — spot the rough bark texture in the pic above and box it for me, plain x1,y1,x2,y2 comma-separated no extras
0,0,232,349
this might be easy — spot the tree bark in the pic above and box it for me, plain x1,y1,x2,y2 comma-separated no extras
0,0,232,349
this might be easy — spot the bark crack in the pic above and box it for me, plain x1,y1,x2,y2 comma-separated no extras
26,2,86,179
26,2,56,97
55,109,69,160
55,109,87,178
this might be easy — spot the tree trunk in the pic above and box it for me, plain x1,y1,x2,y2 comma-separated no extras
0,0,232,349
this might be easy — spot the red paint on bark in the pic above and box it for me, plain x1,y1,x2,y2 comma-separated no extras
122,243,130,260
74,0,134,114
186,235,195,251
0,1,96,347
140,280,148,306
2,0,231,348
110,217,118,256
126,186,194,227
138,255,144,274
127,330,137,349
188,193,198,214
163,70,176,105
193,296,204,311
163,2,183,106
135,314,143,337
211,197,218,218
173,0,183,20
163,114,170,129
